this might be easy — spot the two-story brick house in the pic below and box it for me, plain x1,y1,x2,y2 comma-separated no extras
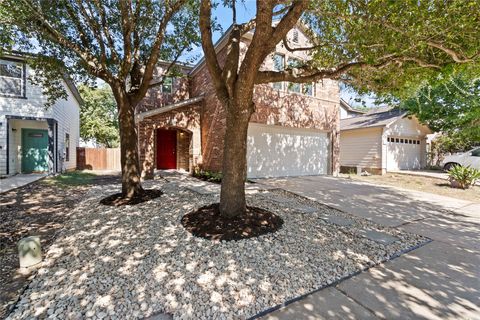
0,53,81,177
137,26,340,179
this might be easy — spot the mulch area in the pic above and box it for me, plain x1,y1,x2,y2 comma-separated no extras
0,173,119,319
181,203,284,241
100,189,163,206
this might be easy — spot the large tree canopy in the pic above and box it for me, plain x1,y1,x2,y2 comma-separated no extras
2,0,199,199
79,84,119,148
401,71,480,151
199,0,480,218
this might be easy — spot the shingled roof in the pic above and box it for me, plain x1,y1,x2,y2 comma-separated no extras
340,108,408,131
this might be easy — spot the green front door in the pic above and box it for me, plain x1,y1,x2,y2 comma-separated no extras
22,128,49,173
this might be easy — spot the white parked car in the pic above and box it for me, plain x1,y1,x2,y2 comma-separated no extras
442,147,480,170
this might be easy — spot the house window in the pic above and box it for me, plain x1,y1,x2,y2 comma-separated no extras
292,29,299,43
303,83,314,96
272,53,285,90
288,82,301,93
0,59,25,97
287,57,301,93
65,133,70,162
162,77,173,93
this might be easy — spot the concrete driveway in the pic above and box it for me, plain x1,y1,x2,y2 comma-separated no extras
257,175,479,320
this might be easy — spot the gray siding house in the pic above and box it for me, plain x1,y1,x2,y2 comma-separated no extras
0,53,81,176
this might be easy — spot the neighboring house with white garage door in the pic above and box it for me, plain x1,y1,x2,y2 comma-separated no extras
339,108,431,174
137,25,340,179
0,53,81,177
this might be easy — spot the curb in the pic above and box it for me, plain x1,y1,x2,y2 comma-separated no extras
248,238,433,320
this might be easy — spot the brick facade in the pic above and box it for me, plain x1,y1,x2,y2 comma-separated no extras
137,104,201,179
137,26,340,177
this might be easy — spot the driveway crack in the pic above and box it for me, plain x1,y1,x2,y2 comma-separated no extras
334,286,380,319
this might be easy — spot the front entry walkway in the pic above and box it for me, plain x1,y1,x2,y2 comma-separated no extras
0,174,47,193
257,175,479,319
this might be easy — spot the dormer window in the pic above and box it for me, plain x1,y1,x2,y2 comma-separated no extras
292,29,299,43
161,77,173,94
0,59,26,98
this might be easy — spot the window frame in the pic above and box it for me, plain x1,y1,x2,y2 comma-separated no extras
303,82,315,96
65,133,70,162
161,76,173,94
0,58,27,98
287,57,302,93
272,53,285,91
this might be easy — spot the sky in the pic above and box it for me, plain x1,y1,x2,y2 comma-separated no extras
181,1,375,108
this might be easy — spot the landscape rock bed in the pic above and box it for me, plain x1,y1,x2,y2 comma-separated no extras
7,177,428,320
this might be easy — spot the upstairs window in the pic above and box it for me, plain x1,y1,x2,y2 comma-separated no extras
303,83,314,96
0,59,25,98
162,77,173,94
288,82,301,93
273,53,285,71
292,29,299,43
272,53,285,90
288,57,301,68
287,58,301,93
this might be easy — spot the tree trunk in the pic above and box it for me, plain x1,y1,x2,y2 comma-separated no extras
219,101,252,218
115,91,144,198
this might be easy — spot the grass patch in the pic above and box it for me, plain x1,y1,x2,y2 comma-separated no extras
42,171,97,187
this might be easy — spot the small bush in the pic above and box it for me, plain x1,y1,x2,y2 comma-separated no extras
447,165,480,189
192,167,222,183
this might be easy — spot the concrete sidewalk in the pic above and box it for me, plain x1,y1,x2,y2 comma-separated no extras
0,173,47,193
258,175,480,320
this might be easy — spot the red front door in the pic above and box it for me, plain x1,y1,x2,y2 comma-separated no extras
156,129,177,169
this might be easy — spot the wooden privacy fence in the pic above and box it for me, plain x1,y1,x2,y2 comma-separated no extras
77,147,121,171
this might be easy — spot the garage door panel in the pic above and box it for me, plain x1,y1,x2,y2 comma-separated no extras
247,124,329,178
387,137,422,170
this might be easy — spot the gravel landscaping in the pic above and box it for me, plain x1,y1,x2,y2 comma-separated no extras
7,174,429,320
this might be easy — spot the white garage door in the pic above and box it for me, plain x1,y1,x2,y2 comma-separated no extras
247,123,330,178
386,137,422,170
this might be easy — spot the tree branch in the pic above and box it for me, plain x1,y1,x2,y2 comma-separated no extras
426,41,478,63
92,0,120,64
133,0,187,104
119,0,133,80
199,0,228,102
147,43,190,89
74,0,108,70
19,0,110,80
282,36,319,52
221,25,240,96
255,55,441,84
270,0,309,48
